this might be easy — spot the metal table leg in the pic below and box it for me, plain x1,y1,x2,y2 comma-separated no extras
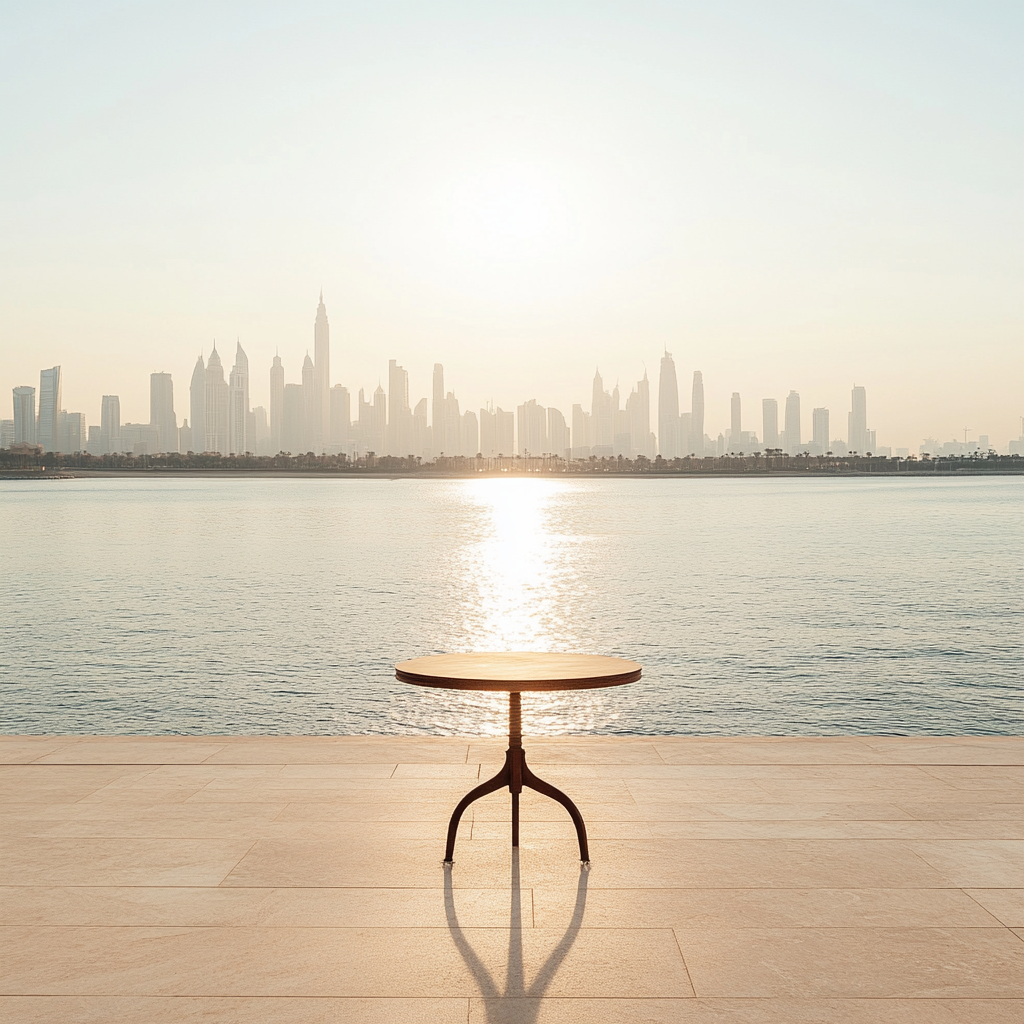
444,692,590,863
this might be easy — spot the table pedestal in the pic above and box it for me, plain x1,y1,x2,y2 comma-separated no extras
444,692,590,863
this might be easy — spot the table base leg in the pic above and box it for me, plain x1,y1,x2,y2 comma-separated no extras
444,745,590,864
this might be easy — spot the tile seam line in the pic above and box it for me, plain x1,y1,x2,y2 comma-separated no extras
670,926,698,997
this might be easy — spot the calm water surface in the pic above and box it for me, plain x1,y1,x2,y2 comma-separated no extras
2,475,1021,736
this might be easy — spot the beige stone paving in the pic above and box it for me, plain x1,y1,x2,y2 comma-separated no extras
1,735,1022,1023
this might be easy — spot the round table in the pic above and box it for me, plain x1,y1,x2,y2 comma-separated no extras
395,652,642,863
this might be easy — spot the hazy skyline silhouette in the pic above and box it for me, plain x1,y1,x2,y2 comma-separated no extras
2,2,1021,446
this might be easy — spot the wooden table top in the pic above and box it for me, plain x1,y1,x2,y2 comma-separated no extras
395,652,642,692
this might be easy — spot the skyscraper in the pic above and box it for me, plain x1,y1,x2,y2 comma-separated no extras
37,366,61,452
548,407,570,459
432,364,445,457
591,370,613,453
189,356,206,453
204,346,229,455
690,371,705,455
462,410,479,458
269,353,284,454
228,342,249,455
730,392,741,452
387,359,411,456
517,399,547,456
626,371,653,458
848,385,868,453
783,391,801,454
658,350,679,459
150,372,177,453
100,395,120,454
301,353,316,454
282,384,304,454
762,398,779,449
330,385,351,448
313,292,330,454
13,386,36,444
812,407,830,453
370,384,387,454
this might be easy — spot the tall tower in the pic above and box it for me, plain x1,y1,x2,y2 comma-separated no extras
591,370,613,451
189,356,206,453
730,393,741,451
762,398,779,449
690,371,704,455
100,395,121,454
13,386,36,444
37,366,61,453
228,342,249,455
387,359,411,456
812,407,830,452
658,350,679,459
204,345,229,454
150,372,177,453
432,364,445,456
848,385,867,453
301,353,316,453
313,291,330,454
270,353,284,454
783,391,801,454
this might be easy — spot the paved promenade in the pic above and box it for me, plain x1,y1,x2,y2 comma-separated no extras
1,735,1022,1022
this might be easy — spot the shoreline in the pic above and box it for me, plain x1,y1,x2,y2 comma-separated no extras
4,466,1022,480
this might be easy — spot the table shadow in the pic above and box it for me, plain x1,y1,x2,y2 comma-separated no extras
443,851,589,1022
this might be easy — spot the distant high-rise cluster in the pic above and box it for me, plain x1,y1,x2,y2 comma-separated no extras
9,292,1009,459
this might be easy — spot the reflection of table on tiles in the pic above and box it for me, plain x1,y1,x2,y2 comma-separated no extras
395,652,642,862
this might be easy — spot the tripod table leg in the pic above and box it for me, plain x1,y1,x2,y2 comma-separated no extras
444,755,510,863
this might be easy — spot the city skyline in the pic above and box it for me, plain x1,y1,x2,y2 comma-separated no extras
2,5,1021,450
6,293,1019,459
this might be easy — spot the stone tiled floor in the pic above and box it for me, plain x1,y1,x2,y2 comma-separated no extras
1,735,1022,1023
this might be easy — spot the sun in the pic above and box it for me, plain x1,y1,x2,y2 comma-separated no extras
447,162,571,263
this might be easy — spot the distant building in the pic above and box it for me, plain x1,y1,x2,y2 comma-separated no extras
625,371,654,458
150,372,177,453
100,395,121,455
571,403,591,458
432,364,445,458
591,370,614,454
204,346,229,454
518,399,547,456
13,386,36,445
301,353,316,453
848,385,868,453
283,383,305,453
762,398,779,449
387,360,412,456
783,391,801,454
690,371,704,455
728,393,741,452
189,356,206,453
330,385,351,449
228,343,249,454
249,406,270,455
0,418,13,448
313,292,330,454
178,420,192,453
548,406,570,459
37,366,61,452
58,411,87,453
119,422,160,455
269,353,284,454
461,410,479,457
412,397,428,457
658,351,679,458
812,407,830,453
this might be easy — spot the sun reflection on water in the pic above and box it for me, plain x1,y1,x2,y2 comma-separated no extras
421,477,611,738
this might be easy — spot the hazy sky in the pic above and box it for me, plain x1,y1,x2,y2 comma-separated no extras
2,1,1022,448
